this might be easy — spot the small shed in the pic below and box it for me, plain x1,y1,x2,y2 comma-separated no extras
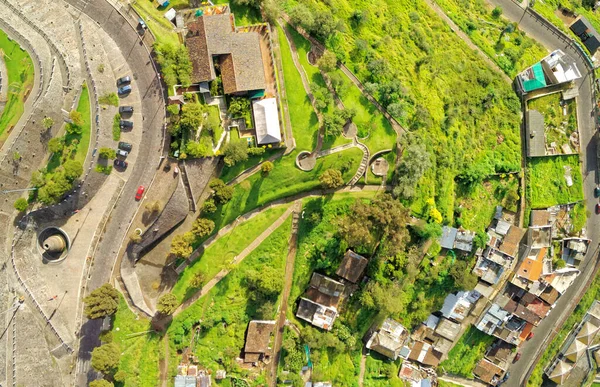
440,226,457,250
336,250,368,283
252,98,281,145
244,320,276,363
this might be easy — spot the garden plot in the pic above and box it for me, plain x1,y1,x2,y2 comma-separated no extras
527,93,579,156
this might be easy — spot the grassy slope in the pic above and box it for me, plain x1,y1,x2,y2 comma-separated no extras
111,295,160,386
435,0,548,77
439,325,495,378
172,203,291,302
528,155,584,208
72,84,92,165
169,217,292,378
0,28,34,141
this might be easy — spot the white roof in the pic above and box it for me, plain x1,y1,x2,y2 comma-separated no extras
253,98,281,145
164,8,177,21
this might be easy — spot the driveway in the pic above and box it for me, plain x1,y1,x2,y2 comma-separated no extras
484,0,600,385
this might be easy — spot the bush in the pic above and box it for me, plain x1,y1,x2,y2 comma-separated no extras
157,293,179,315
99,93,119,107
319,169,344,189
95,165,113,175
227,97,250,118
13,198,28,212
170,234,193,258
112,113,121,141
248,147,265,156
91,343,120,375
202,199,217,213
209,179,234,204
98,147,116,159
83,283,119,319
42,117,54,130
48,137,65,154
261,161,274,175
89,380,113,387
191,218,215,238
69,110,84,127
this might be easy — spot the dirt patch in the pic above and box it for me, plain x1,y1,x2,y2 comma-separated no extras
555,9,576,25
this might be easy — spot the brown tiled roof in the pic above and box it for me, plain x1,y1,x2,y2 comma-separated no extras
220,54,237,95
336,250,368,283
526,297,551,318
244,320,275,355
539,285,560,305
303,273,344,308
474,359,504,384
531,210,551,227
499,226,524,257
503,299,542,325
229,33,266,93
407,341,442,367
186,19,214,83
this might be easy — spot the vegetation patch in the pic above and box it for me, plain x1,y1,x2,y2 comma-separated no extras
0,28,35,142
527,155,584,208
112,113,121,141
98,92,119,107
528,93,578,154
439,325,495,378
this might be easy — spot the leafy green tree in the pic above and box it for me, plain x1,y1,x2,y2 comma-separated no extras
179,103,204,135
262,0,280,22
98,147,116,159
190,271,206,289
227,97,250,117
191,218,215,238
63,160,83,180
203,199,217,213
492,6,502,18
84,283,119,319
246,267,283,300
89,380,114,387
319,169,344,189
42,117,54,130
223,141,248,167
318,51,338,73
185,141,211,158
13,198,28,212
65,122,82,135
170,234,193,258
69,110,84,126
175,46,193,87
393,142,431,199
261,161,274,175
91,343,120,375
289,4,314,31
167,104,180,116
209,179,234,204
450,260,478,290
48,137,64,154
157,293,179,315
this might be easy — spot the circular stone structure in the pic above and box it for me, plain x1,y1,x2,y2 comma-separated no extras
37,227,70,264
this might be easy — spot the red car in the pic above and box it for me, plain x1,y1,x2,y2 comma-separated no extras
513,352,522,363
526,332,534,341
135,185,145,201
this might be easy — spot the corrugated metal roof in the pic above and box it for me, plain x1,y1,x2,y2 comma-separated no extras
522,62,547,92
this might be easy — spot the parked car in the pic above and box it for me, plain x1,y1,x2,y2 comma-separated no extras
118,85,132,95
116,149,129,157
135,185,145,200
118,141,132,152
526,332,534,341
513,353,521,363
120,120,133,129
116,76,131,86
113,159,128,169
597,202,600,215
595,185,600,198
119,106,134,114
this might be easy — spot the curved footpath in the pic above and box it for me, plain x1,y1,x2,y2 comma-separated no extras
481,0,600,385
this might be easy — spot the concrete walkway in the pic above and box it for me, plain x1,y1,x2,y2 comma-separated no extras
174,203,298,315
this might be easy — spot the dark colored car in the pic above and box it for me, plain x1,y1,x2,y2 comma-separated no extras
596,202,600,214
119,106,134,114
595,186,600,198
118,141,132,152
116,76,131,86
513,353,521,363
118,85,132,95
120,120,133,129
114,159,128,169
135,185,145,201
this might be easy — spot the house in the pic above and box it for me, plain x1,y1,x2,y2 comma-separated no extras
473,255,505,285
497,225,524,258
439,226,474,252
474,358,504,386
541,268,580,295
525,110,545,158
296,273,344,330
336,250,369,283
514,247,547,287
198,370,211,387
564,339,587,362
398,363,437,386
174,375,197,387
547,359,573,384
576,320,600,345
365,318,409,360
244,320,276,363
433,318,461,342
440,291,479,323
486,341,514,370
252,98,281,145
530,209,553,228
185,11,266,95
562,238,590,267
516,50,582,95
440,226,458,250
496,295,542,326
407,341,442,367
570,17,600,54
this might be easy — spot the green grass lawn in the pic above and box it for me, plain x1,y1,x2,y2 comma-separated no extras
220,147,282,183
168,217,291,381
363,353,403,387
528,93,578,153
172,203,291,302
277,24,320,151
111,295,161,386
456,174,520,232
435,0,548,77
132,0,182,46
528,155,584,208
439,325,495,378
0,28,34,142
528,274,600,386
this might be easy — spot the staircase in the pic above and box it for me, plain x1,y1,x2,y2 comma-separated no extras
348,139,370,186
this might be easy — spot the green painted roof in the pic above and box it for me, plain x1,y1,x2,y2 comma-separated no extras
522,62,547,92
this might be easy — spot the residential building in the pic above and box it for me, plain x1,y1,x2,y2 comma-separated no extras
365,318,409,360
407,341,442,367
547,360,573,384
570,17,600,54
562,238,590,267
433,318,461,342
296,273,344,330
440,291,479,323
473,255,505,285
175,376,197,387
515,50,581,95
439,226,474,252
398,363,437,386
243,320,275,363
252,98,281,145
474,358,504,386
185,11,266,95
336,250,369,283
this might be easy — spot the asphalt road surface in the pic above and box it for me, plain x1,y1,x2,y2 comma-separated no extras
485,0,600,385
60,0,166,385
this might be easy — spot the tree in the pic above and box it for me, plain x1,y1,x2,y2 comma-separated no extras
48,137,64,154
387,102,408,121
157,293,178,315
69,110,84,127
289,4,314,31
222,140,248,167
246,267,283,300
145,200,161,214
65,122,82,135
98,147,116,159
263,0,280,22
313,10,338,40
210,179,234,204
191,218,215,238
186,140,211,158
179,103,204,135
203,199,217,213
190,271,206,289
319,169,344,189
227,97,250,117
89,380,114,387
261,161,274,175
42,117,54,130
91,343,120,375
13,198,27,212
450,261,478,290
83,283,119,319
63,159,83,180
492,6,503,18
317,51,338,73
170,234,193,258
393,142,431,199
